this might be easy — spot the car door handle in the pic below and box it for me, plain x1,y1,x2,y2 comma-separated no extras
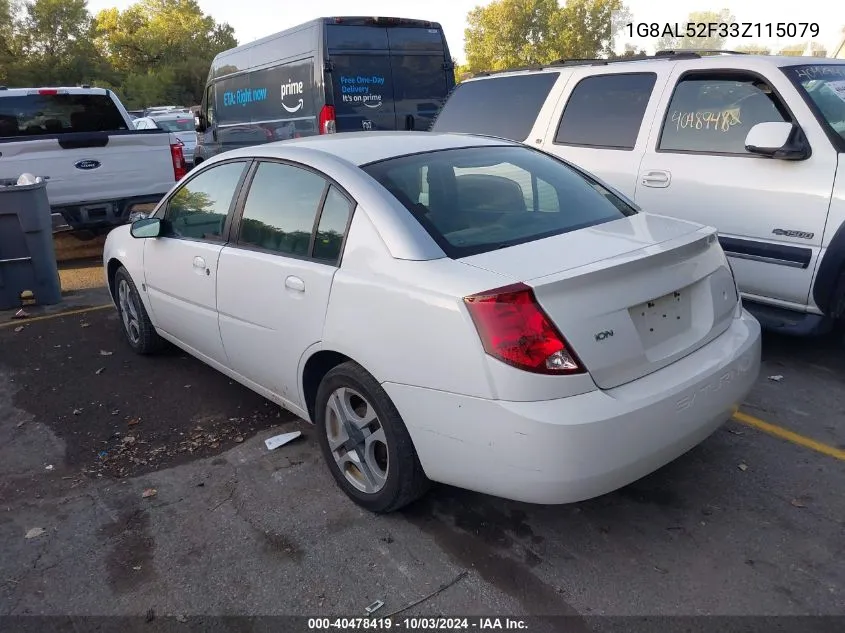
285,276,305,292
641,170,671,188
193,256,210,276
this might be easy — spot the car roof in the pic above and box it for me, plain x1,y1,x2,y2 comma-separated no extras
219,131,519,166
464,54,844,81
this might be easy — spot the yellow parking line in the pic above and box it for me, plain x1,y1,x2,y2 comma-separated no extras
733,410,845,462
0,303,113,329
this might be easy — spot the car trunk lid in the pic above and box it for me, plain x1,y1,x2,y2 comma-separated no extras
460,214,738,390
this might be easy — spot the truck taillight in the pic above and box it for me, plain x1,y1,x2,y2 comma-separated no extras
170,143,187,180
464,283,584,375
319,105,336,134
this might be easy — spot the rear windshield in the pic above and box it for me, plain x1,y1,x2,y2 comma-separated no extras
430,73,559,142
782,64,845,145
154,118,195,132
361,145,635,258
325,24,444,52
0,94,128,137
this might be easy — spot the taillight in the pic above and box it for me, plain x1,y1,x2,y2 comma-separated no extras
38,89,58,95
170,143,187,180
319,105,336,134
464,282,584,375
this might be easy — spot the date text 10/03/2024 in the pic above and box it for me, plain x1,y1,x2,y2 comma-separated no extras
307,617,529,630
624,22,820,39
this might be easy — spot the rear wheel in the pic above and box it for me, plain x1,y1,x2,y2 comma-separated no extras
114,266,163,355
315,361,430,513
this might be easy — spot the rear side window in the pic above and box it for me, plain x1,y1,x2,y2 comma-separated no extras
555,73,656,149
0,94,129,137
659,74,790,154
313,187,353,264
430,73,559,142
362,145,635,258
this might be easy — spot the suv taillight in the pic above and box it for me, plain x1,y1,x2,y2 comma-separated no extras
170,143,187,180
464,283,584,375
319,105,336,134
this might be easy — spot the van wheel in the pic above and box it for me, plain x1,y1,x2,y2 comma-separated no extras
114,266,163,355
315,361,430,513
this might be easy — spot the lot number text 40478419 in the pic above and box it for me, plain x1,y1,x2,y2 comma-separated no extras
307,617,529,630
624,22,820,39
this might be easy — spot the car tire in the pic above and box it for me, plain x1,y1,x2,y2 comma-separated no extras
315,361,430,513
114,265,163,355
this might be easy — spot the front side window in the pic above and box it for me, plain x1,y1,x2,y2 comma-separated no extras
659,74,790,154
783,64,845,145
162,162,247,241
238,162,327,257
555,73,657,149
205,85,216,127
362,145,635,258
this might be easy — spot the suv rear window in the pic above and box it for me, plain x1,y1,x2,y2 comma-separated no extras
430,73,559,142
0,94,129,138
153,118,195,132
362,145,635,258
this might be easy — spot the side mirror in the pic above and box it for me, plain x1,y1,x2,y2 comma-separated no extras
130,217,162,239
195,114,207,133
745,122,810,160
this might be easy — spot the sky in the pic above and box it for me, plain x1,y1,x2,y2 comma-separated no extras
85,0,845,63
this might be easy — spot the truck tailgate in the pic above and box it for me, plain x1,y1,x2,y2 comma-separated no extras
0,132,176,206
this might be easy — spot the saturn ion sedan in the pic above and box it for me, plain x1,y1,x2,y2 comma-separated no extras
103,131,761,513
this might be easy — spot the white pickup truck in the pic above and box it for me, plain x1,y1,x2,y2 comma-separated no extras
0,86,188,233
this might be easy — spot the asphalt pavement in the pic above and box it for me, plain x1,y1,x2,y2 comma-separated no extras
1,261,844,625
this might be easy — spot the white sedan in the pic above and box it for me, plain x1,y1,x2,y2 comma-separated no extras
103,132,761,513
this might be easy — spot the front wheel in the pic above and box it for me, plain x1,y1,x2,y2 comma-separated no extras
315,361,430,513
114,266,163,355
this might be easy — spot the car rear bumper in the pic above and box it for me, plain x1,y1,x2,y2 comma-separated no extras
383,309,761,505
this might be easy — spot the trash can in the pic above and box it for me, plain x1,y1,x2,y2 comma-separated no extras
0,178,62,310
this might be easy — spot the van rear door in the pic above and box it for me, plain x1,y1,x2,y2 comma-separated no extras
387,26,452,131
327,24,398,132
326,20,453,132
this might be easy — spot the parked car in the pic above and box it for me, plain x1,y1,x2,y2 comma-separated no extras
144,105,184,117
0,87,188,233
193,16,456,165
103,131,761,512
135,113,198,166
430,53,845,337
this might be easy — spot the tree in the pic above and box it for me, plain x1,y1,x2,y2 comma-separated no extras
7,0,106,85
555,0,629,60
656,9,735,52
464,0,562,72
463,0,627,74
0,0,21,84
734,44,771,55
94,0,236,107
615,43,647,58
777,41,826,57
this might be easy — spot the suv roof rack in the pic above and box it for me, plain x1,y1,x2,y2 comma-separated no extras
655,48,749,55
473,49,748,77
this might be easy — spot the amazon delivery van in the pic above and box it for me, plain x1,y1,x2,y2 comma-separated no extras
193,16,455,164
